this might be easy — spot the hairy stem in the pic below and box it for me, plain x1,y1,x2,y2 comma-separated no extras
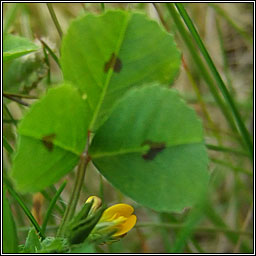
57,132,91,237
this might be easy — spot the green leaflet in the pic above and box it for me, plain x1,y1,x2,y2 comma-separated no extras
11,84,91,192
3,34,39,62
90,85,209,212
61,10,181,131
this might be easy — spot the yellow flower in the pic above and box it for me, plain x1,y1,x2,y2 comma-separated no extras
97,203,137,237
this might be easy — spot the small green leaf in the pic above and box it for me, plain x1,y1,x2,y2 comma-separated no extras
3,187,18,253
23,228,42,253
3,34,39,62
90,85,209,212
11,84,91,192
61,10,181,130
38,237,69,253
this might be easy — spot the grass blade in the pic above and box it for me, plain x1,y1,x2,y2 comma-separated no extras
174,3,253,159
46,3,63,39
166,4,239,141
41,181,67,234
4,179,45,239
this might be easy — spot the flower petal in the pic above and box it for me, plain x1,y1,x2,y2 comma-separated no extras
113,214,137,237
100,204,134,221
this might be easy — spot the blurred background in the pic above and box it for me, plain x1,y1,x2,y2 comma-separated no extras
3,3,253,253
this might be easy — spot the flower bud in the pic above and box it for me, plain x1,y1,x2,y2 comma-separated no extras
86,196,102,214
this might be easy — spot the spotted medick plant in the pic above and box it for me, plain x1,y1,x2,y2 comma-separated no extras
4,7,210,253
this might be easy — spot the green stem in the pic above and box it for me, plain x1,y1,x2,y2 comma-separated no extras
57,153,90,237
42,181,66,234
46,3,63,39
4,180,45,239
57,133,91,237
174,3,253,159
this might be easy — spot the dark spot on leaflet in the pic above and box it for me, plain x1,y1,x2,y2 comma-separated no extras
104,53,122,73
42,133,56,152
142,140,166,161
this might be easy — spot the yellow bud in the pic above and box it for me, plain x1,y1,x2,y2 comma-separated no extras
86,196,102,214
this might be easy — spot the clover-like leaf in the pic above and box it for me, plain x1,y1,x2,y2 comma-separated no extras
61,10,181,130
90,85,209,212
11,84,91,192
